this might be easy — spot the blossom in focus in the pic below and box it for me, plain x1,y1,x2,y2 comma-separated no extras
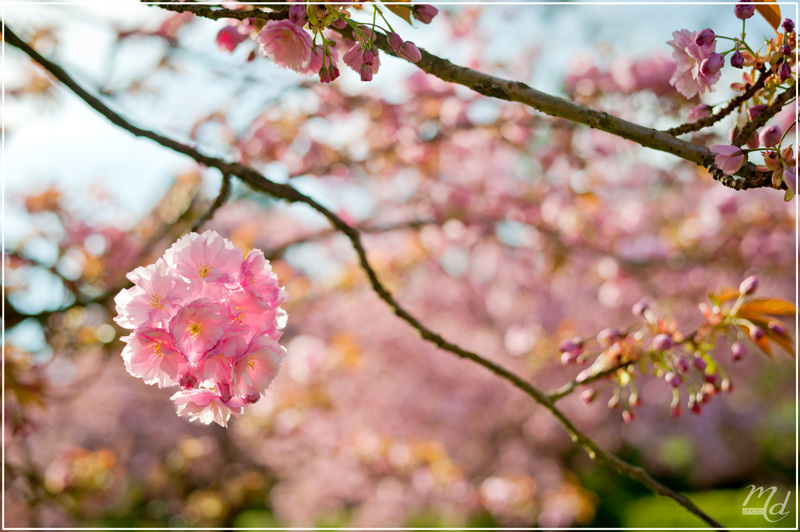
116,230,288,427
710,145,746,175
257,20,313,73
667,29,722,99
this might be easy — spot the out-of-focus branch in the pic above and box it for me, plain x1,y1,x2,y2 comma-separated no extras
191,173,232,232
547,362,630,403
664,69,769,136
152,0,288,22
3,23,724,529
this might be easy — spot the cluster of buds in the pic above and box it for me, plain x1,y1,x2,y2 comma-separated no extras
564,275,794,422
214,2,435,83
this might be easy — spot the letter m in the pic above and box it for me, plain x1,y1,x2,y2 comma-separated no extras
743,485,776,506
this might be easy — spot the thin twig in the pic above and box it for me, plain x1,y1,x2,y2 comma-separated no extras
191,173,232,232
664,69,769,136
731,83,797,147
547,361,630,403
3,23,724,529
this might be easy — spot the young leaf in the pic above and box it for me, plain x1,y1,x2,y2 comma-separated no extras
754,0,782,31
382,0,415,24
739,298,797,317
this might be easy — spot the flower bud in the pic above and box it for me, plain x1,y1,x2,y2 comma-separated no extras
179,374,198,389
750,326,765,341
746,132,759,150
579,389,596,405
665,372,682,388
779,62,792,82
704,373,718,385
768,322,788,335
413,4,439,24
560,351,581,365
734,1,756,19
739,275,758,295
700,53,724,76
759,125,782,147
632,300,650,317
360,63,373,82
690,399,702,414
670,403,682,417
693,356,707,371
731,341,746,361
558,338,581,353
652,334,674,351
243,393,261,404
331,18,347,30
699,390,710,403
387,32,404,52
748,104,767,120
731,50,745,68
783,18,795,33
622,410,635,423
399,41,422,63
328,65,341,82
785,166,797,194
721,378,733,393
695,28,716,46
676,356,690,373
764,150,781,170
319,66,331,83
362,48,375,66
597,328,618,348
629,394,641,408
782,44,792,55
289,3,306,25
608,395,620,409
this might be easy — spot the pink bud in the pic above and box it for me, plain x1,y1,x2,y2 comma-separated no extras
558,338,582,354
579,389,596,404
597,328,618,348
748,104,767,120
676,356,690,373
734,1,756,19
731,50,745,68
216,25,247,53
731,341,746,361
629,394,641,408
179,374,198,389
693,356,707,371
632,300,650,317
413,4,439,24
739,275,758,295
560,351,580,365
360,63,373,82
289,3,306,25
622,410,635,423
665,372,682,388
779,62,792,82
783,18,795,32
243,393,260,404
690,400,702,415
670,403,682,417
704,373,718,385
694,28,716,46
319,66,331,83
652,334,674,351
750,326,765,342
700,53,724,76
721,379,733,393
331,18,347,30
387,31,404,52
362,48,375,66
608,395,620,409
399,41,422,63
328,65,341,82
769,322,788,335
759,125,782,147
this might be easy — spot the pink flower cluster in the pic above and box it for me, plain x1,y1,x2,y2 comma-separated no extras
114,231,288,427
668,29,723,99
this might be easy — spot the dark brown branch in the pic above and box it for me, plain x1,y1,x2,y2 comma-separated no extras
191,173,232,232
732,83,797,147
2,22,724,529
664,69,769,136
152,1,289,22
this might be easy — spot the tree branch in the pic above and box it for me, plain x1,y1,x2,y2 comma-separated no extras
3,22,724,529
191,173,232,232
664,69,769,136
731,83,797,147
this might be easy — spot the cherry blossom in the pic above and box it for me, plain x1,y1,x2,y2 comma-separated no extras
668,29,722,98
256,19,314,73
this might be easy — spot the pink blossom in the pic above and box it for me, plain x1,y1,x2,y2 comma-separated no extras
167,230,242,293
121,328,187,388
256,20,313,73
710,145,746,175
114,258,189,329
171,388,244,427
668,29,721,99
232,335,286,397
170,298,229,363
116,230,288,427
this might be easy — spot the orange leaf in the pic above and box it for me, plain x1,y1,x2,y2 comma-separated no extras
765,327,795,357
382,0,414,24
715,287,740,303
739,325,773,357
754,0,782,31
739,298,797,316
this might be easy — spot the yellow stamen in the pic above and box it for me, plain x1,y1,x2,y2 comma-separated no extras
188,322,202,338
150,294,163,310
197,264,211,278
153,342,163,357
247,356,255,371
